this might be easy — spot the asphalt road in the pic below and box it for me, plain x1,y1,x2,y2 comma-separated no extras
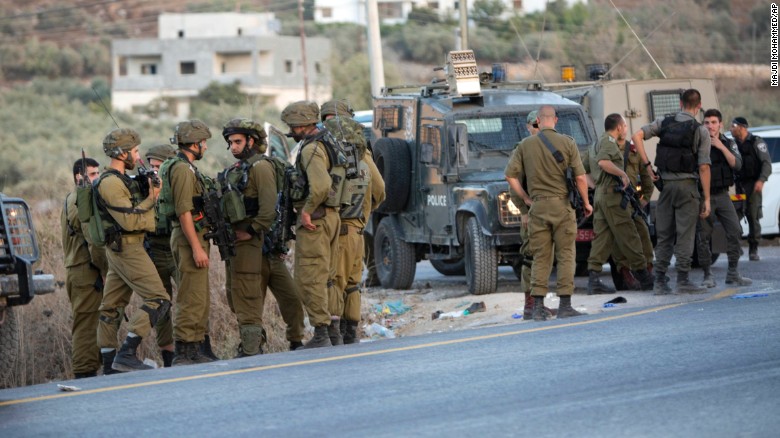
2,279,778,436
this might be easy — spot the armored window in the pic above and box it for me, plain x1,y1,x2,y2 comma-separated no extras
375,106,403,133
180,62,196,75
555,111,590,148
118,57,127,76
458,115,523,152
648,89,683,120
421,125,441,166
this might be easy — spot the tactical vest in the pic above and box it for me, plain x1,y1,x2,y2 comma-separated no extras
710,136,735,192
292,131,350,208
218,154,263,224
654,116,699,173
158,154,209,222
339,158,370,219
737,134,763,181
88,169,146,247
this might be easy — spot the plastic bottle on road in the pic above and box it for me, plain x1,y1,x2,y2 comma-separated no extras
366,322,395,338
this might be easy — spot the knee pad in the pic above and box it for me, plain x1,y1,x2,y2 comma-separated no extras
141,299,171,327
522,256,533,268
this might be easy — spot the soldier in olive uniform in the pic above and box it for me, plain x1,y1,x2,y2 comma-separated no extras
584,114,654,293
632,89,711,295
163,120,215,365
608,135,655,290
505,105,593,320
321,99,386,344
95,128,170,372
62,157,102,378
730,116,772,261
282,101,341,349
144,144,177,367
698,110,752,287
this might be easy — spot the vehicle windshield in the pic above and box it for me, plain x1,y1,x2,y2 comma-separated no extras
457,111,590,156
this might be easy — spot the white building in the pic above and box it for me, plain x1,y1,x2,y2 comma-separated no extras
314,0,587,25
111,13,331,118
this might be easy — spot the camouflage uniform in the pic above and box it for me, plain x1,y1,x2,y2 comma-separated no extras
95,128,170,372
62,187,102,377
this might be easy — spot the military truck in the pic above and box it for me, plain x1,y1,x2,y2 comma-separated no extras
365,51,598,295
1,193,55,380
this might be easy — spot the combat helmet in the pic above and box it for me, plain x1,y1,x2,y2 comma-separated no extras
103,128,141,159
222,118,268,154
320,99,354,121
281,101,320,127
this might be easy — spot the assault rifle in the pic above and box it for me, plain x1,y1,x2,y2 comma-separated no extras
565,167,586,226
79,148,89,188
131,159,161,198
201,187,236,260
613,175,651,227
268,167,297,254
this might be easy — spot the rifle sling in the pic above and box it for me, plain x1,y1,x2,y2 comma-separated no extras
538,131,565,164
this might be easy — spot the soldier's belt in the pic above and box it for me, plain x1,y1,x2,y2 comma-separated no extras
531,195,566,201
310,205,338,220
120,233,146,244
340,224,364,236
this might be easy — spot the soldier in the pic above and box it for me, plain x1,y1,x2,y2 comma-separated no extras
220,118,306,355
507,111,552,319
144,144,177,367
505,105,593,321
161,120,215,365
62,157,102,378
584,114,654,293
632,89,711,295
699,110,752,287
321,99,386,344
609,134,655,290
281,101,341,349
95,128,170,372
730,116,771,261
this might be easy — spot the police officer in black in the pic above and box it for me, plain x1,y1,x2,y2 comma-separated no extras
632,89,711,295
698,109,751,288
730,116,772,261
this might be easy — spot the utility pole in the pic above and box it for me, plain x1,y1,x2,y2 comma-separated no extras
298,0,309,100
366,0,385,97
459,0,468,50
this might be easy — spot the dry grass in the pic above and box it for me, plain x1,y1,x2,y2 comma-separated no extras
1,205,295,388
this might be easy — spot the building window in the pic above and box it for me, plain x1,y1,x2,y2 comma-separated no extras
378,2,403,19
118,57,127,76
321,7,332,18
513,0,523,10
141,63,157,75
180,61,196,75
178,30,184,38
315,62,321,74
237,27,242,36
285,60,293,74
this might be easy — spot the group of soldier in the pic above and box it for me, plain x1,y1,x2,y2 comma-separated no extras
61,99,385,378
506,89,770,321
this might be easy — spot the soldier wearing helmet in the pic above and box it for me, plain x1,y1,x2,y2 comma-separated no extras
94,128,171,372
281,100,341,348
159,119,217,365
219,118,305,355
322,99,386,344
142,144,178,367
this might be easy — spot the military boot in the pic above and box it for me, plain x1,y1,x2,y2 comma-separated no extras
328,320,344,346
343,320,359,344
289,340,304,351
101,350,123,375
531,295,548,321
236,325,265,357
172,341,210,366
676,271,707,294
726,263,753,286
523,292,554,319
74,371,97,379
653,271,672,295
587,270,616,295
557,295,585,319
621,267,641,290
200,334,220,361
749,243,760,261
112,335,152,372
161,349,175,368
302,325,332,349
631,268,655,291
701,266,716,288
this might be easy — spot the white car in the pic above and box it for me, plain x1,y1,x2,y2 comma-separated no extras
735,125,780,237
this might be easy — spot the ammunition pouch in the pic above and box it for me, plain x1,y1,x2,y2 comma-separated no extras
221,188,247,224
288,167,309,202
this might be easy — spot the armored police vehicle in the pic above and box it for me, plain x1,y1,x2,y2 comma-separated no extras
1,193,54,381
366,51,597,295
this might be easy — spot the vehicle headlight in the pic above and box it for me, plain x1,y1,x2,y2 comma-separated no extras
2,200,37,261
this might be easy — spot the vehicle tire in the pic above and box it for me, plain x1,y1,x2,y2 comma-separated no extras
374,217,416,289
430,258,466,276
0,307,20,383
363,233,381,287
464,217,498,295
373,138,411,213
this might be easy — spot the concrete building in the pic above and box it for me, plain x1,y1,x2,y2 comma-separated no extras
313,0,587,25
111,13,331,118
